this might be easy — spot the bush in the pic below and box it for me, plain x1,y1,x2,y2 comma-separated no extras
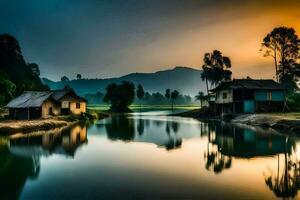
287,92,300,111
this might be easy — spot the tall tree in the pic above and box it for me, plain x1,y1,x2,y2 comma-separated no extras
103,81,135,112
28,63,40,76
261,27,300,82
165,89,171,99
0,71,16,106
201,50,232,94
195,91,205,108
171,90,179,110
76,74,82,80
61,76,70,83
136,84,145,112
0,34,48,96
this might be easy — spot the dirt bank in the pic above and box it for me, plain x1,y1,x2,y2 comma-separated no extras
232,113,300,133
175,109,300,134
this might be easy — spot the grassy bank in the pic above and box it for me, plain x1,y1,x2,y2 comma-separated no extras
0,116,75,135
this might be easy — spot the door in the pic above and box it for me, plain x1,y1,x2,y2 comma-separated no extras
244,100,255,113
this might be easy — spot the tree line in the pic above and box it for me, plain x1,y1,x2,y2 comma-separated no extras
102,81,183,112
0,34,48,106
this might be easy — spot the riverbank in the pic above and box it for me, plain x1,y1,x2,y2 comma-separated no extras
175,109,300,134
232,113,300,133
0,111,110,135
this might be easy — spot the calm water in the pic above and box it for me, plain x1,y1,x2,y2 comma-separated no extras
1,111,300,199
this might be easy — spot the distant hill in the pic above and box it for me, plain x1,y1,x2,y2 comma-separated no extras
42,66,205,96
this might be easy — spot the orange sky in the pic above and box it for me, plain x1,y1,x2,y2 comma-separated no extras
2,0,300,80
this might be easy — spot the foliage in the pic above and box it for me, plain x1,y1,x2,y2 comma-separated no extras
0,34,48,105
261,26,300,86
286,92,300,111
195,91,205,107
61,76,70,82
136,84,145,100
165,89,170,99
0,72,16,105
171,90,179,110
201,50,232,94
76,74,82,79
103,81,135,112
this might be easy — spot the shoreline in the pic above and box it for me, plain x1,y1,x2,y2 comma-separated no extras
175,109,300,134
0,111,110,135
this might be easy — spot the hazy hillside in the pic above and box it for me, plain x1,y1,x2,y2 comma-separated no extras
42,66,205,96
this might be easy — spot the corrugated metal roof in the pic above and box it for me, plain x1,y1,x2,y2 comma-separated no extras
6,91,52,108
211,79,286,92
6,89,87,108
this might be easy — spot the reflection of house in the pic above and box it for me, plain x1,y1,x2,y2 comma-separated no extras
211,79,286,114
6,89,87,120
211,124,292,158
9,125,87,157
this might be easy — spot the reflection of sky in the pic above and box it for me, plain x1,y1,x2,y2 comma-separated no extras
8,115,300,199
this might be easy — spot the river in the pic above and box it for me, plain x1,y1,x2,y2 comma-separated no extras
1,111,300,199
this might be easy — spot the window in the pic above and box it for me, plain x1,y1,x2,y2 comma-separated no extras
223,92,227,99
76,103,80,109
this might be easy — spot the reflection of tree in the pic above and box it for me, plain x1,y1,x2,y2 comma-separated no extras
264,139,300,198
171,121,179,134
204,144,232,174
105,115,135,141
203,121,232,174
0,146,40,199
163,121,181,150
137,118,144,136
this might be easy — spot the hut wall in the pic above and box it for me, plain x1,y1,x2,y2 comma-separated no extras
69,102,86,115
215,89,233,104
41,100,61,118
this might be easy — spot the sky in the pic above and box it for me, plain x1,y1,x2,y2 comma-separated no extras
0,0,300,81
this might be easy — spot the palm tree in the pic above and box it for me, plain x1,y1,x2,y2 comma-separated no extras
195,91,205,108
136,84,145,112
171,90,179,111
201,50,232,94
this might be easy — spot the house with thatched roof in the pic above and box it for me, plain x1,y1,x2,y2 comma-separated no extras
210,79,286,114
6,89,87,120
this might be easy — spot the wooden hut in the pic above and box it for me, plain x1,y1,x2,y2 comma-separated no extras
211,79,286,114
6,89,87,120
6,91,59,120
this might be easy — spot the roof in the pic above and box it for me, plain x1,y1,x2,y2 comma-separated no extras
51,89,72,101
211,79,286,92
6,89,87,108
6,91,52,108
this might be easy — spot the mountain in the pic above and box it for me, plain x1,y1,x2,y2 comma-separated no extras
42,66,205,96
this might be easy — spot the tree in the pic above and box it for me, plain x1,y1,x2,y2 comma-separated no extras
171,90,179,110
165,89,171,99
261,27,300,83
0,72,16,106
61,76,70,82
60,76,70,88
103,81,135,112
195,91,205,108
0,34,48,96
76,74,82,80
136,84,145,112
28,63,40,76
201,50,232,94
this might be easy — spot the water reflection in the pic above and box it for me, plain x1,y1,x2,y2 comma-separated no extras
0,124,86,199
264,146,300,198
2,114,300,199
